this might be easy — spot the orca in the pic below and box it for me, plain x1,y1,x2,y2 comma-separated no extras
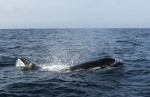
16,57,122,71
69,58,122,71
16,57,40,70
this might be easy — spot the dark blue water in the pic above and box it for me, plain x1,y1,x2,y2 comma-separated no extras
0,29,150,97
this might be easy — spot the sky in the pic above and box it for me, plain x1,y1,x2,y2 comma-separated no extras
0,0,150,28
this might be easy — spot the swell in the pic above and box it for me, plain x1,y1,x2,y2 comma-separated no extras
0,57,16,67
2,77,87,97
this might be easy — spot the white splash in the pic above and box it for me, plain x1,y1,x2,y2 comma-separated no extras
40,64,70,72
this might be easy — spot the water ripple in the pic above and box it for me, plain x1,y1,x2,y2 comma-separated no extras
0,29,150,97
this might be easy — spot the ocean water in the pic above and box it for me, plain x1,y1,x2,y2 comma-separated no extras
0,28,150,97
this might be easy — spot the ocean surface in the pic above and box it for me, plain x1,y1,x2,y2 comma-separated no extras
0,28,150,97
